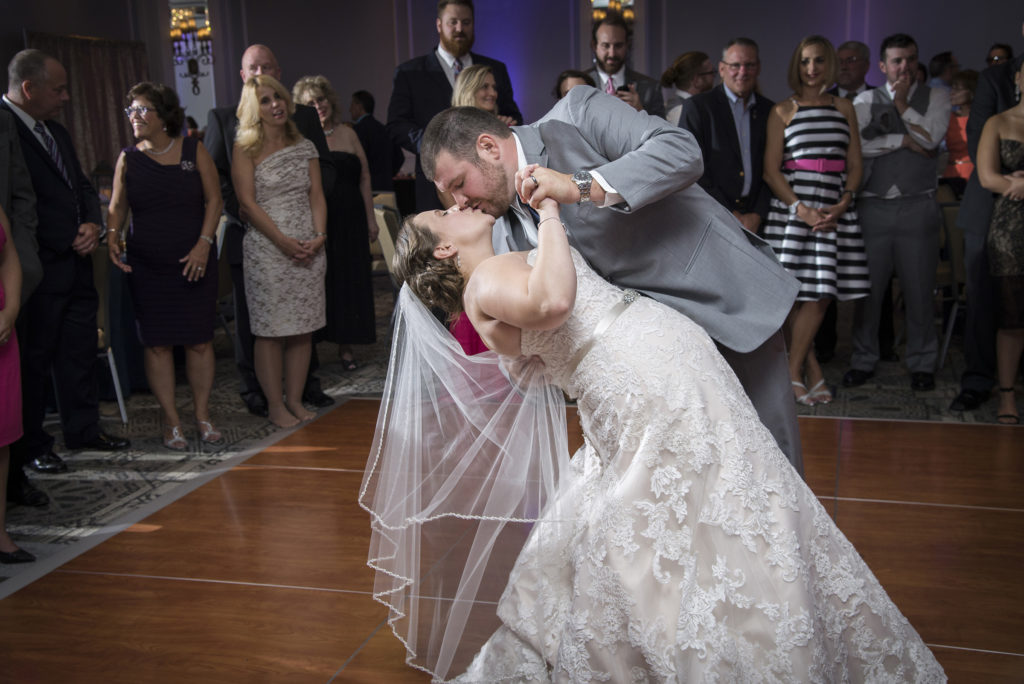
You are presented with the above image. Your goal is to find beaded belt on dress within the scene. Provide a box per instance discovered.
[565,289,639,376]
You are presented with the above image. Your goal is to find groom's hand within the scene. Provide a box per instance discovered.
[516,164,604,208]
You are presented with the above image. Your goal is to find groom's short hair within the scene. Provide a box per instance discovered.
[421,106,512,181]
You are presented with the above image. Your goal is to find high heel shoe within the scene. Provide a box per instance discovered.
[807,378,833,405]
[792,381,814,406]
[163,425,188,451]
[196,420,223,444]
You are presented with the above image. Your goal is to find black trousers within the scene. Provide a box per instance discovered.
[8,256,101,495]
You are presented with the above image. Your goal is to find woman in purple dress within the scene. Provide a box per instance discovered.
[108,83,224,450]
[0,204,34,564]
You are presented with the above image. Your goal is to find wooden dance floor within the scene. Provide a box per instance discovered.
[0,398,1021,682]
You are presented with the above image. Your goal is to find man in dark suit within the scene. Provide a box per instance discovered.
[205,44,335,417]
[583,11,665,118]
[0,110,40,304]
[829,41,873,100]
[0,107,47,507]
[950,27,1024,412]
[2,49,129,484]
[350,90,404,193]
[386,0,522,212]
[680,37,774,235]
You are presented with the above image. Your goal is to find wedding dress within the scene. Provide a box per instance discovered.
[361,248,945,683]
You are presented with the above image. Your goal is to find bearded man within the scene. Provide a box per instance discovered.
[386,0,522,211]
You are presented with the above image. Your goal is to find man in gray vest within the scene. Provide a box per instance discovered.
[843,33,951,392]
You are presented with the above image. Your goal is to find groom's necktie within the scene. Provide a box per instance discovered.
[34,121,71,188]
[504,201,540,251]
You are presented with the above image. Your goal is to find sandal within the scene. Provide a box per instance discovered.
[997,387,1020,425]
[792,381,814,406]
[196,420,224,444]
[807,378,833,405]
[163,425,188,451]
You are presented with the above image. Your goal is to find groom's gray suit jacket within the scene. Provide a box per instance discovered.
[510,86,798,355]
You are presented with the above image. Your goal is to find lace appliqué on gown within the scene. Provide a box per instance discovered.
[456,249,944,683]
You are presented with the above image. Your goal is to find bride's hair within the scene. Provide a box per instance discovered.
[393,214,465,320]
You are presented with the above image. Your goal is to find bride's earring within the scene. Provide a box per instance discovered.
[456,255,462,269]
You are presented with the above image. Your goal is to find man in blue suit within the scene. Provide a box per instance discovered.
[386,0,522,212]
[2,49,129,484]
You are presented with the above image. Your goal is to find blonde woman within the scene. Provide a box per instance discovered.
[452,64,517,126]
[231,75,327,428]
[762,35,868,406]
[292,75,377,369]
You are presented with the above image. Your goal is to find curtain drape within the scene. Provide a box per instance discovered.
[26,32,149,177]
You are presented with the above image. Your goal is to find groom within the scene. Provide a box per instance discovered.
[421,87,803,474]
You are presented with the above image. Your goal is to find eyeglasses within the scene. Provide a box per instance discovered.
[721,61,759,72]
[124,106,153,118]
[306,95,328,106]
[986,55,1008,64]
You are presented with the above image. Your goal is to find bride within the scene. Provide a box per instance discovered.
[359,167,944,682]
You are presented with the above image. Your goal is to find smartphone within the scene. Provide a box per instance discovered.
[616,84,631,92]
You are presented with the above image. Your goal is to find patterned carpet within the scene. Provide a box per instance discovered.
[2,276,1018,594]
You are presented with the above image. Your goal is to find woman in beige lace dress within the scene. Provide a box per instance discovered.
[231,75,327,428]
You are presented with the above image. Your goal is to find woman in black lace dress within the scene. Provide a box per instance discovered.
[977,58,1024,424]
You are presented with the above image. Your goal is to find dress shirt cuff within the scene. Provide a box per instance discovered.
[862,133,905,157]
[589,170,623,207]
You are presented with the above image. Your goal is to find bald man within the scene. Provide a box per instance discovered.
[205,44,336,416]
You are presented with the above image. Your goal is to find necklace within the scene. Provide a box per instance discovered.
[145,138,176,155]
[323,128,335,137]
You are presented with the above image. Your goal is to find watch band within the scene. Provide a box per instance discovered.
[572,170,592,205]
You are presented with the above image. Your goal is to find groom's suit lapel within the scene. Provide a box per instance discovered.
[513,125,548,168]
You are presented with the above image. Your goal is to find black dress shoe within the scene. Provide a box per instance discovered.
[68,431,130,451]
[27,451,68,474]
[910,372,935,391]
[7,479,49,507]
[842,369,874,388]
[243,392,269,418]
[0,548,36,564]
[302,388,335,408]
[949,389,989,411]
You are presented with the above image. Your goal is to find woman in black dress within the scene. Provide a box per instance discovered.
[292,75,377,370]
[108,83,223,449]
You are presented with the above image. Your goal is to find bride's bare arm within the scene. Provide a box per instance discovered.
[468,194,577,334]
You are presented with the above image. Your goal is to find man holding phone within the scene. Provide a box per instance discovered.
[584,11,665,118]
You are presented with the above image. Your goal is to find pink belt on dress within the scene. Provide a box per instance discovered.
[783,158,846,173]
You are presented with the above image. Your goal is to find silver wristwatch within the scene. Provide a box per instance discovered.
[572,169,593,205]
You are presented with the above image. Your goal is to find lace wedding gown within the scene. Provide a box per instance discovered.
[364,248,945,683]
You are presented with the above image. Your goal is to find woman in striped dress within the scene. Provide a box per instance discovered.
[763,35,869,405]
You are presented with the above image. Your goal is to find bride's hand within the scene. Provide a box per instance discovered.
[516,164,576,209]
